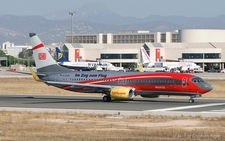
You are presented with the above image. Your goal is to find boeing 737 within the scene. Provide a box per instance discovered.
[140,46,201,71]
[30,33,213,103]
[55,47,123,71]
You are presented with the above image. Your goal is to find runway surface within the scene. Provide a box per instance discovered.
[0,69,31,78]
[0,94,224,117]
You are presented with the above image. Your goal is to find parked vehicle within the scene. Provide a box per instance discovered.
[193,68,204,73]
[221,69,225,73]
[207,68,220,73]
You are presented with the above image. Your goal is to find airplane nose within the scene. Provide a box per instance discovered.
[204,83,213,91]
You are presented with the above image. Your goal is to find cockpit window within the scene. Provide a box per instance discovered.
[191,77,204,83]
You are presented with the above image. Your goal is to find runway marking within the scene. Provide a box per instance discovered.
[144,103,225,112]
[211,109,225,112]
[200,109,225,114]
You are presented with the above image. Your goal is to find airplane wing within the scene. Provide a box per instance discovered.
[45,81,113,91]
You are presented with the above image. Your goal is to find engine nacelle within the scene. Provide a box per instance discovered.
[110,87,134,100]
[140,95,159,98]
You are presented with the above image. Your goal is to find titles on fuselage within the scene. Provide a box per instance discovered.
[88,62,108,67]
[72,73,107,78]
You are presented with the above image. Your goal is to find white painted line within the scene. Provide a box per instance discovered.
[200,111,225,114]
[144,103,225,112]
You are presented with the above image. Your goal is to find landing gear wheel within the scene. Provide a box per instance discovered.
[103,96,111,102]
[189,99,194,103]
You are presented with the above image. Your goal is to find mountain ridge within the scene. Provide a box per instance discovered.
[0,2,224,45]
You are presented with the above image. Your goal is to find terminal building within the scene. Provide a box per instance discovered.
[61,29,225,71]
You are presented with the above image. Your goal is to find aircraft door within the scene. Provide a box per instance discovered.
[117,78,127,85]
[182,77,188,88]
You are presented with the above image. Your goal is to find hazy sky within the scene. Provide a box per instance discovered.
[0,0,225,18]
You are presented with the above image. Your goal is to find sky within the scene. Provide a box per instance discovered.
[0,0,225,18]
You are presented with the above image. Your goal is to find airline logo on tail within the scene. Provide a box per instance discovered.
[38,53,46,60]
[140,46,151,64]
[55,47,70,62]
[57,52,63,60]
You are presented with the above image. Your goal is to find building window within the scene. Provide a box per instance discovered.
[103,35,107,44]
[182,53,203,59]
[121,54,138,59]
[204,53,221,59]
[161,34,166,42]
[101,54,120,59]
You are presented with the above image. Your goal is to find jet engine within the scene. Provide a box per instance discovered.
[140,95,159,98]
[110,87,134,100]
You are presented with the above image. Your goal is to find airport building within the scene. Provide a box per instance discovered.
[61,29,225,71]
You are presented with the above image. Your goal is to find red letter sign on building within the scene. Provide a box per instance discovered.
[155,48,160,62]
[75,49,80,62]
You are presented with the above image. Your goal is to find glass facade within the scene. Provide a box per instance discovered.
[66,31,179,44]
[66,35,97,44]
[101,54,138,59]
[182,53,221,59]
[61,45,69,60]
[122,54,137,59]
[112,34,155,44]
[204,53,221,59]
[161,34,166,42]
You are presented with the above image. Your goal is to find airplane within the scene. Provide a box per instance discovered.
[140,46,201,72]
[29,33,213,103]
[55,47,123,71]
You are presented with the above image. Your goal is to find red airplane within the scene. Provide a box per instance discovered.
[29,33,213,103]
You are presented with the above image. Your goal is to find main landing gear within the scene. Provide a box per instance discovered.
[189,99,194,103]
[103,95,111,102]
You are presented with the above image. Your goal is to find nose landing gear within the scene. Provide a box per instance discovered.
[189,94,201,103]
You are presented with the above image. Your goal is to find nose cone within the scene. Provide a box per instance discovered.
[203,82,213,92]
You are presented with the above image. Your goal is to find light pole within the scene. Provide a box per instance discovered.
[69,12,75,43]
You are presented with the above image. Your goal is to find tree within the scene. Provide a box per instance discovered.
[0,50,6,57]
[18,49,35,66]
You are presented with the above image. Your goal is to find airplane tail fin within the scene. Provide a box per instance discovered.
[55,47,70,62]
[140,46,151,64]
[28,67,41,82]
[29,33,72,74]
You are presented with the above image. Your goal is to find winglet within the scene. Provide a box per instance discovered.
[28,67,41,82]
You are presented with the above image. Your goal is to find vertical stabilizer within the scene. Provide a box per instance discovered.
[140,46,155,67]
[30,33,56,70]
[55,47,70,62]
[140,46,151,64]
[29,33,72,74]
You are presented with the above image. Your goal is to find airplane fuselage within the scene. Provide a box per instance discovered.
[58,61,117,71]
[42,71,212,96]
